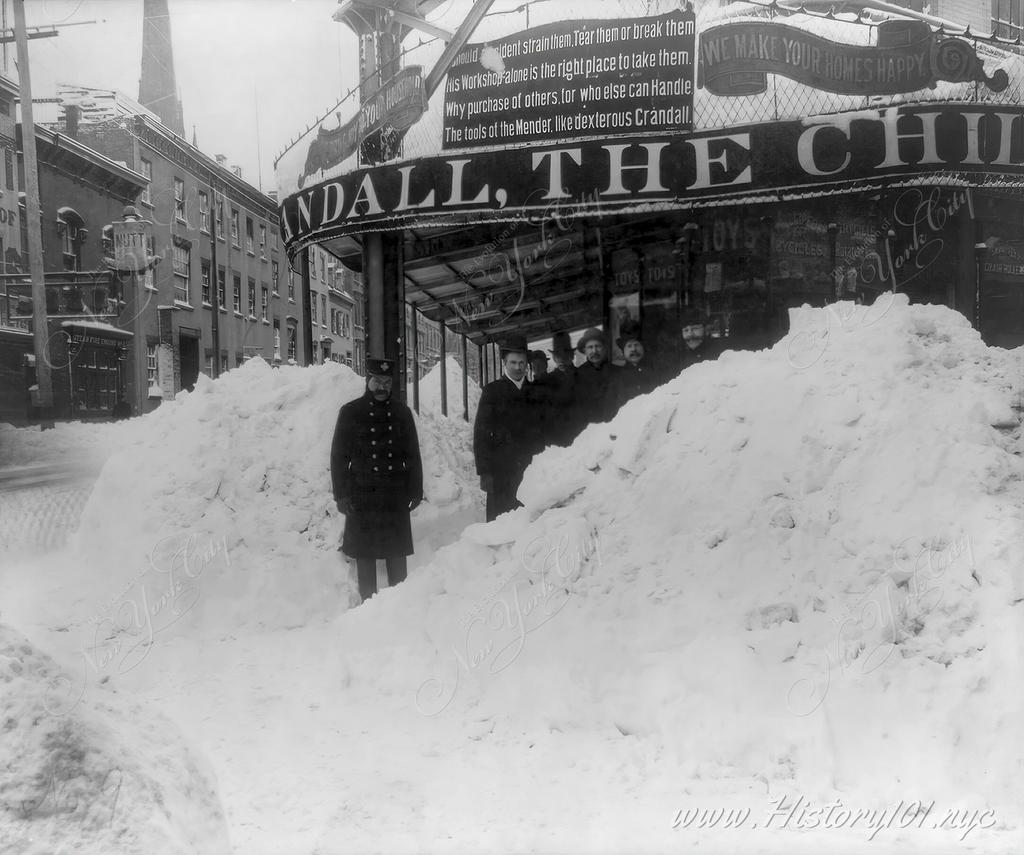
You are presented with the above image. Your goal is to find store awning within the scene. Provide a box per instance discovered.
[61,320,134,341]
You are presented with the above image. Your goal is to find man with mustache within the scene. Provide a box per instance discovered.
[331,357,424,603]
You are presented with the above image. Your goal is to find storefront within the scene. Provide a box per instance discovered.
[59,321,131,419]
[276,1,1024,378]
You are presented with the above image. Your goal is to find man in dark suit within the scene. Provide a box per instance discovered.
[608,320,661,413]
[679,314,724,371]
[530,331,577,448]
[473,334,540,521]
[572,327,619,433]
[331,357,424,603]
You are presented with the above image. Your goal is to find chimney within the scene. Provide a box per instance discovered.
[231,165,242,179]
[215,154,227,166]
[139,0,185,137]
[65,105,80,139]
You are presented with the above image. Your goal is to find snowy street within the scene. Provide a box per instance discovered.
[2,299,1022,854]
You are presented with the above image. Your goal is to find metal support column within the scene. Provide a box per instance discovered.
[439,321,447,417]
[461,333,469,422]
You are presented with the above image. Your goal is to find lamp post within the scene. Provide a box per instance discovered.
[974,241,988,336]
[674,221,699,315]
[827,222,839,301]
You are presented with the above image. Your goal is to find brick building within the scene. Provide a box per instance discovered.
[68,105,306,412]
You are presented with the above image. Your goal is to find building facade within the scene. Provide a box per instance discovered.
[277,0,1024,394]
[72,107,306,414]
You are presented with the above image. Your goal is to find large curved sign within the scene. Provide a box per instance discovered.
[280,103,1024,256]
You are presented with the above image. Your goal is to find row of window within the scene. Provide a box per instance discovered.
[173,244,288,307]
[141,157,275,257]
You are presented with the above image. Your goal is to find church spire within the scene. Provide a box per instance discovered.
[138,0,185,136]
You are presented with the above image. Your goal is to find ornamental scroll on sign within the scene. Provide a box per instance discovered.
[300,66,427,188]
[698,19,1008,97]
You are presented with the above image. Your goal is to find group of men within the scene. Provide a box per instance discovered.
[330,318,721,601]
[473,317,720,520]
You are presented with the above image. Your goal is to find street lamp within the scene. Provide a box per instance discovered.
[974,241,988,335]
[674,221,700,313]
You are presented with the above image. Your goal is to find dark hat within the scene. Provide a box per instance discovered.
[575,327,607,353]
[616,320,643,351]
[365,356,394,376]
[549,331,573,356]
[498,334,529,356]
[529,350,547,361]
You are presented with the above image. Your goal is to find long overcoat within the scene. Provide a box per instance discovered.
[607,359,662,414]
[572,360,620,432]
[330,390,423,558]
[528,367,577,447]
[473,375,541,491]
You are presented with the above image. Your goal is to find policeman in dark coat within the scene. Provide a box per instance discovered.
[572,327,619,433]
[530,331,576,447]
[473,334,540,521]
[608,320,661,414]
[330,357,424,603]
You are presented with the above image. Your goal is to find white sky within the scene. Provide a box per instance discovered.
[13,0,360,193]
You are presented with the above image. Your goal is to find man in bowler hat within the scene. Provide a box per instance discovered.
[331,357,424,603]
[473,334,540,521]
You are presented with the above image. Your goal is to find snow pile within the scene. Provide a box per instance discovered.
[410,355,481,422]
[0,421,123,470]
[323,295,1023,852]
[0,623,230,855]
[56,359,480,638]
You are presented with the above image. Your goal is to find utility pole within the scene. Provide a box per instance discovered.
[209,181,221,377]
[14,0,53,428]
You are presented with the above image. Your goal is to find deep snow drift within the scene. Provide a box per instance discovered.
[2,295,1022,853]
[0,623,230,855]
[329,294,1023,852]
